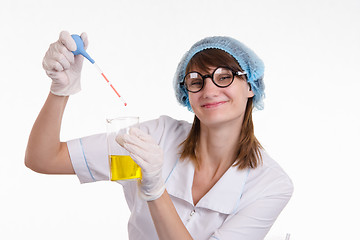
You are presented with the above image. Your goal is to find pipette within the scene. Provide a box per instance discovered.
[71,34,127,106]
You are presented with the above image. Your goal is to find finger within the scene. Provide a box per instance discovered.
[44,41,72,70]
[128,152,147,169]
[54,52,71,70]
[117,133,155,154]
[54,35,75,65]
[45,70,60,80]
[122,134,148,150]
[43,43,61,71]
[129,128,154,143]
[122,134,158,153]
[60,44,75,64]
[48,72,69,86]
[124,143,150,167]
[124,142,144,156]
[80,32,89,50]
[59,30,77,52]
[124,141,160,164]
[115,133,126,147]
[43,58,64,72]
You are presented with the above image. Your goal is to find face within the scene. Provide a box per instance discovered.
[188,66,254,128]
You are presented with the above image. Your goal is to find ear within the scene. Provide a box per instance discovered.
[247,84,254,98]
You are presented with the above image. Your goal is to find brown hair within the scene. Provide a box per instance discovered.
[179,48,263,169]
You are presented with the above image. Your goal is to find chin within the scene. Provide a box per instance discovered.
[195,107,245,128]
[197,112,233,127]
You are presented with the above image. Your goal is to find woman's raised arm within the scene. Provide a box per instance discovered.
[25,93,74,174]
[25,31,88,174]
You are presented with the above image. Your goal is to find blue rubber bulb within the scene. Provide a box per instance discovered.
[71,34,95,64]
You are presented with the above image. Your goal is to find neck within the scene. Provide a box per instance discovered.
[196,117,243,172]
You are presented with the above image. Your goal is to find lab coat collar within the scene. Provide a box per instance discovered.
[165,159,250,214]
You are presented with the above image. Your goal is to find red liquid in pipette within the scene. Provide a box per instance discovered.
[100,72,127,106]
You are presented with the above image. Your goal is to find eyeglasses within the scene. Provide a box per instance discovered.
[181,66,247,93]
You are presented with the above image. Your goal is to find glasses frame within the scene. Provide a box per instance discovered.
[180,66,247,93]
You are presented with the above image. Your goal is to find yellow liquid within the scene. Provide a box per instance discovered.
[110,155,142,181]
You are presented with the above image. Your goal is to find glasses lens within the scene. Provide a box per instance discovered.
[185,72,203,92]
[214,68,234,87]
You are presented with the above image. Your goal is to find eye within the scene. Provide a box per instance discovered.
[189,78,202,86]
[218,74,232,81]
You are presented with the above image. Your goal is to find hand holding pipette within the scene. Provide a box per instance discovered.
[43,31,127,106]
[71,34,127,106]
[43,31,86,96]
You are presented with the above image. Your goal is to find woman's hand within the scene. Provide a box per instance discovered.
[116,128,165,201]
[42,31,88,96]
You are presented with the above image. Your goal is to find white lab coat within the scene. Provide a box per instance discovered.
[67,115,293,240]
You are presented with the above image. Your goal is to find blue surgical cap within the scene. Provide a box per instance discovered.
[173,36,265,111]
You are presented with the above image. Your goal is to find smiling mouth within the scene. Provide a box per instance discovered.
[201,101,227,108]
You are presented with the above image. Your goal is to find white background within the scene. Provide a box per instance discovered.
[1,0,359,239]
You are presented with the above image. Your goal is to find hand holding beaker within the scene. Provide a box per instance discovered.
[116,127,165,201]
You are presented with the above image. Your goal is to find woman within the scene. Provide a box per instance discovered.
[25,31,293,239]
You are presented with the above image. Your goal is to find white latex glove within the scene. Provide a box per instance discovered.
[42,31,88,96]
[116,127,165,201]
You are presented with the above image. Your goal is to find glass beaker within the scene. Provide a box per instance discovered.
[106,116,142,181]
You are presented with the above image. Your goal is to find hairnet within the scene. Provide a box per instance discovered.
[173,36,265,111]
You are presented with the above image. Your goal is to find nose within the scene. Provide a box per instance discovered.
[201,77,219,97]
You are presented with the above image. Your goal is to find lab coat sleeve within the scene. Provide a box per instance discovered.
[210,176,294,240]
[67,133,110,183]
